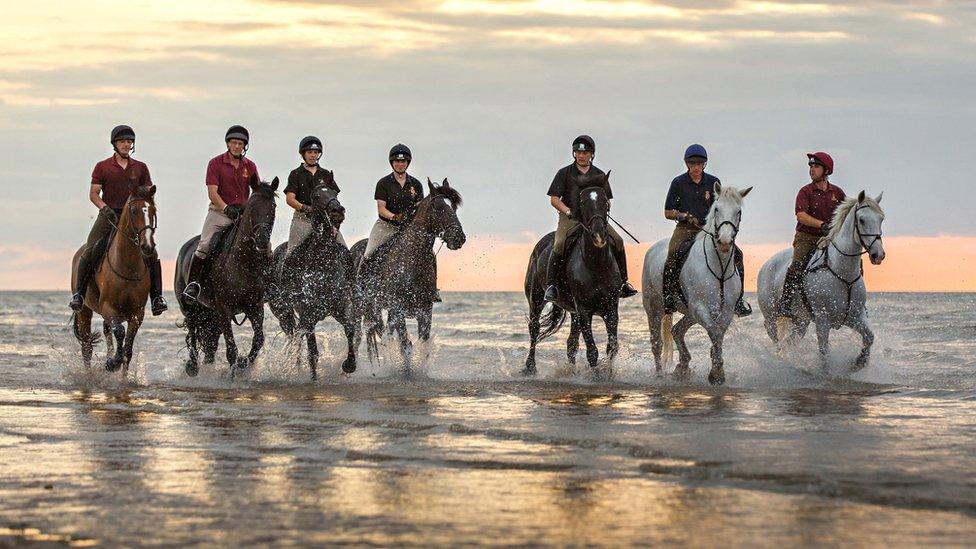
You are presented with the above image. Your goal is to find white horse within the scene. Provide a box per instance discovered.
[642,183,752,385]
[757,191,885,371]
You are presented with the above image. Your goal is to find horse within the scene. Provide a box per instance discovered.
[642,183,752,385]
[757,191,885,371]
[268,184,358,379]
[523,182,621,377]
[71,185,158,375]
[351,179,465,373]
[175,176,279,377]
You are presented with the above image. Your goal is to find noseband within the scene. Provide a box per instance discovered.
[701,208,742,309]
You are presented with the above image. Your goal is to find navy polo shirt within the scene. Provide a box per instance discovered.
[664,172,720,226]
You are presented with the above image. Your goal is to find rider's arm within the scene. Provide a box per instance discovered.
[663,179,687,221]
[376,200,397,221]
[664,209,690,221]
[796,211,826,230]
[285,192,306,212]
[89,184,107,209]
[550,196,571,216]
[207,184,228,213]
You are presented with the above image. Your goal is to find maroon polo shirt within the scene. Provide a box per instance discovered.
[91,156,153,210]
[205,152,259,206]
[795,181,846,235]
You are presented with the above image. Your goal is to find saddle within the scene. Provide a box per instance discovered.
[183,224,239,309]
[663,233,699,307]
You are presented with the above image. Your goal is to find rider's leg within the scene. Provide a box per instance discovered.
[146,253,167,315]
[363,219,398,260]
[607,226,637,298]
[544,212,576,302]
[733,246,751,317]
[776,231,820,317]
[70,212,113,310]
[184,207,231,301]
[661,224,699,313]
[285,210,314,262]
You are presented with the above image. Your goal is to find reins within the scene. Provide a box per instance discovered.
[103,196,156,282]
[700,212,741,309]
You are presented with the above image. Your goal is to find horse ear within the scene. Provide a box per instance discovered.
[428,179,437,195]
[858,190,866,203]
[714,181,722,195]
[271,176,280,191]
[147,185,157,197]
[605,169,611,180]
[874,191,883,204]
[442,178,450,187]
[740,186,753,198]
[249,172,260,191]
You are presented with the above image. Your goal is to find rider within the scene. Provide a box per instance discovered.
[661,144,751,316]
[283,135,344,258]
[775,152,846,318]
[69,125,167,316]
[183,125,260,301]
[544,135,637,302]
[362,144,442,302]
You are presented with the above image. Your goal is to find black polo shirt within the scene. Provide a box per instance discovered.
[375,172,423,224]
[284,165,340,205]
[546,163,612,218]
[664,172,720,226]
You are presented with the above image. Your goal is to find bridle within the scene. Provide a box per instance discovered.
[576,188,609,240]
[235,196,274,250]
[830,204,883,258]
[701,208,742,309]
[103,195,157,281]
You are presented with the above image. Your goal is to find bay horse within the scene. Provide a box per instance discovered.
[175,176,278,377]
[71,185,158,375]
[523,181,621,377]
[642,183,752,385]
[758,191,885,371]
[351,179,465,373]
[269,184,358,379]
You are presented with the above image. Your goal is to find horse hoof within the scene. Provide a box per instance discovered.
[708,370,726,386]
[105,358,121,372]
[184,360,199,377]
[851,358,868,372]
[521,365,537,377]
[235,357,250,370]
[342,357,356,374]
[673,365,691,379]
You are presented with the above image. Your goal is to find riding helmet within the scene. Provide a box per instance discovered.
[684,144,708,162]
[389,143,412,162]
[572,135,595,154]
[807,151,834,175]
[225,125,250,144]
[110,125,135,144]
[299,135,323,153]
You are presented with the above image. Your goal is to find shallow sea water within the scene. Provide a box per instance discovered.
[1,291,974,546]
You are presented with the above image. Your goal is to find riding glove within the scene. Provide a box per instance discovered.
[100,205,118,223]
[223,204,244,219]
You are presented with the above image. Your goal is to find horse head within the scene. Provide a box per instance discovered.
[831,190,885,265]
[577,175,611,249]
[243,174,278,254]
[126,184,157,257]
[706,182,752,254]
[419,178,466,250]
[310,183,345,230]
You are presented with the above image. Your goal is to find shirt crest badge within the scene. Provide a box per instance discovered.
[409,186,417,197]
[242,168,249,178]
[704,190,711,201]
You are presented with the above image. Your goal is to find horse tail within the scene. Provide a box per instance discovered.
[537,304,566,342]
[661,314,674,367]
[775,316,792,343]
[70,311,102,346]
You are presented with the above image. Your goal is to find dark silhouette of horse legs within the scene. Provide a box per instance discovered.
[72,308,96,368]
[219,305,266,377]
[566,314,581,364]
[104,318,126,372]
[387,309,413,374]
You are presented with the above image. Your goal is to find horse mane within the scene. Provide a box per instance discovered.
[250,182,278,200]
[822,194,885,244]
[429,184,463,209]
[129,185,155,201]
[703,184,744,229]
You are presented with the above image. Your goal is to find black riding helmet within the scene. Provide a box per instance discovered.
[299,135,323,153]
[225,125,249,144]
[572,135,595,154]
[110,125,136,155]
[389,143,412,163]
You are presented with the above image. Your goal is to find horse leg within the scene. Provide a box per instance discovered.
[706,327,726,386]
[647,308,663,374]
[391,309,412,374]
[105,319,125,372]
[306,328,319,381]
[121,316,142,379]
[417,304,432,341]
[605,307,619,362]
[850,313,874,372]
[221,316,240,377]
[103,319,114,358]
[566,314,581,365]
[335,310,357,374]
[246,305,265,368]
[578,312,599,370]
[523,298,543,376]
[814,317,831,372]
[671,315,697,379]
[184,310,200,377]
[75,308,94,368]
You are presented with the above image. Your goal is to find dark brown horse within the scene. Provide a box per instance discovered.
[269,184,358,379]
[523,182,621,377]
[351,179,465,373]
[71,185,158,375]
[175,176,278,377]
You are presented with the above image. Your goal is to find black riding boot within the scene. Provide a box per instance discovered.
[661,253,682,314]
[612,245,637,298]
[147,257,168,315]
[69,254,94,311]
[733,248,751,317]
[544,249,563,302]
[183,255,207,302]
[776,270,803,318]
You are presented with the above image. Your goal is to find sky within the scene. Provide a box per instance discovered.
[1,0,974,291]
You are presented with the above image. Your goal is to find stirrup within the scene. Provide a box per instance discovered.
[69,292,84,311]
[183,281,201,301]
[620,282,638,298]
[734,299,752,317]
[151,296,168,316]
[544,285,558,302]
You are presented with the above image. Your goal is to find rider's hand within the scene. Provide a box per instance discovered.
[300,204,313,215]
[100,205,118,223]
[391,213,405,224]
[820,220,831,233]
[223,204,243,219]
[564,210,573,220]
[685,214,700,228]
